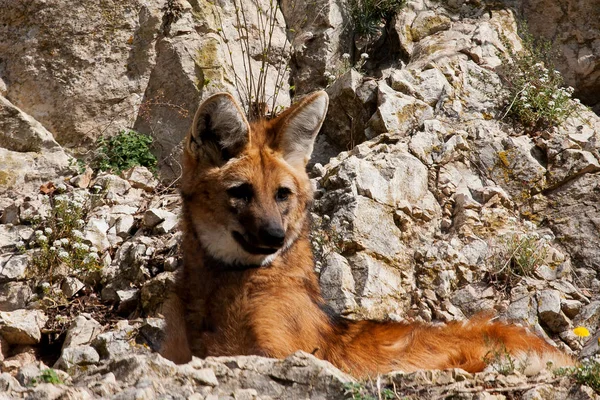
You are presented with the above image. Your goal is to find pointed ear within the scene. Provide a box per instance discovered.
[276,91,329,168]
[186,93,250,165]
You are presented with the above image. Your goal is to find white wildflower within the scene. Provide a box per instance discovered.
[342,53,350,60]
[574,98,581,103]
[360,53,369,59]
[53,240,63,248]
[543,234,553,241]
[37,235,48,244]
[72,229,84,239]
[49,246,57,252]
[323,71,332,78]
[523,103,531,108]
[16,241,25,248]
[75,220,85,228]
[44,228,53,235]
[548,101,555,107]
[56,183,67,193]
[81,244,90,252]
[34,230,43,237]
[88,253,99,261]
[60,238,70,246]
[58,251,69,260]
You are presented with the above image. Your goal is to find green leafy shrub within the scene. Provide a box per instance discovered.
[498,23,578,129]
[347,0,406,36]
[95,129,157,173]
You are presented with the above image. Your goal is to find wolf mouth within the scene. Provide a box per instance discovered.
[232,231,279,255]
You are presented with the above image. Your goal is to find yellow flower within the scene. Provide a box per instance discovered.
[573,326,590,338]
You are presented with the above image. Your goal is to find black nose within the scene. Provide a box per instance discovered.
[258,224,285,247]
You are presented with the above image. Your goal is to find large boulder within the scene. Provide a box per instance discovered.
[0,95,71,194]
[0,0,164,147]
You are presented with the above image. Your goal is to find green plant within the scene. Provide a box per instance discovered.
[32,368,63,385]
[95,129,157,173]
[486,232,548,293]
[557,359,600,393]
[343,382,397,400]
[483,344,517,376]
[30,195,102,284]
[347,0,406,36]
[498,22,578,129]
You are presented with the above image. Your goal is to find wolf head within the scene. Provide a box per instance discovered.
[181,92,329,267]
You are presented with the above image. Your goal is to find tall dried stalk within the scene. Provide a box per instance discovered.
[217,0,289,121]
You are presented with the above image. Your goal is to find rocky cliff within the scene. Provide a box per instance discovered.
[1,0,600,398]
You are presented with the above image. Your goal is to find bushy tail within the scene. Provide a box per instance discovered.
[328,315,573,377]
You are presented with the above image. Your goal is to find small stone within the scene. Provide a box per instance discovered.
[561,299,583,319]
[0,254,28,281]
[0,310,47,345]
[16,362,44,386]
[537,289,570,333]
[121,166,158,192]
[93,174,131,196]
[61,277,85,298]
[178,365,219,386]
[138,318,165,352]
[115,214,135,238]
[62,315,102,350]
[19,199,49,224]
[55,345,100,370]
[117,289,139,315]
[83,217,110,252]
[1,347,36,373]
[0,202,19,225]
[0,281,32,311]
[155,215,178,234]
[69,167,93,188]
[92,322,137,359]
[0,372,22,392]
[143,209,177,229]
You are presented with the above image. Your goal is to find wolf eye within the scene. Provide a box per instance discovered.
[227,183,253,202]
[275,187,292,202]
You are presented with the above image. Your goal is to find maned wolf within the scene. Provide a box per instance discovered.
[160,91,572,377]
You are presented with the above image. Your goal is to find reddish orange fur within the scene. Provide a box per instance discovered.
[161,92,572,377]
